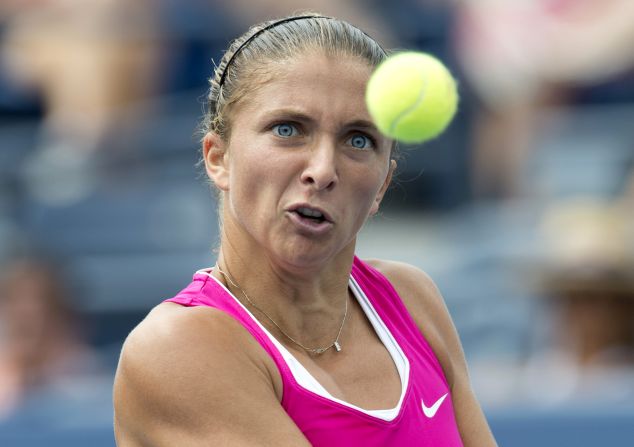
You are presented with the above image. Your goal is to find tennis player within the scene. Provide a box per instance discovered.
[113,13,497,446]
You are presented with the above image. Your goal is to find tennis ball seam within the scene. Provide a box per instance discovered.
[366,51,458,144]
[388,70,428,137]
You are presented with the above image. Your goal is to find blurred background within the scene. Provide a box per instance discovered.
[0,0,633,445]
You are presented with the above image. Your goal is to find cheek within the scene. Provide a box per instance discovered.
[361,161,389,197]
[229,141,262,185]
[228,144,290,208]
[347,167,386,217]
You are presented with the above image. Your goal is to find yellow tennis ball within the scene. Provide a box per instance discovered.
[366,52,459,144]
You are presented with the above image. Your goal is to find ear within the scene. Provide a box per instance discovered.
[370,159,396,216]
[203,132,229,191]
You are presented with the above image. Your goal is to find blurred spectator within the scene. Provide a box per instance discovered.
[452,0,634,199]
[0,257,102,421]
[539,198,634,366]
[0,0,166,205]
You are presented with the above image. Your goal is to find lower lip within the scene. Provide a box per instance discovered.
[287,211,333,236]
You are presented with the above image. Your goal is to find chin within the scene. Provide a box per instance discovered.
[273,244,327,271]
[276,238,352,274]
[280,251,329,273]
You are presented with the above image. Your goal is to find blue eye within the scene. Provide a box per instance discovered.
[272,123,299,138]
[348,134,373,150]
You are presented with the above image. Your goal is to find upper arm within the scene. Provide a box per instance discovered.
[367,259,498,447]
[113,304,310,447]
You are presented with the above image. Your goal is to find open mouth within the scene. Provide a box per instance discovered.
[293,206,327,224]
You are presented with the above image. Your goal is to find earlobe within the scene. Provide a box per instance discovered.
[203,132,229,191]
[370,159,396,216]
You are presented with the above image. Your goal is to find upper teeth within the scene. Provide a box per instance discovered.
[297,207,323,218]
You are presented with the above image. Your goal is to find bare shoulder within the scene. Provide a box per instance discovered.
[365,258,443,312]
[365,258,497,446]
[113,302,309,446]
[116,302,263,375]
[364,258,452,357]
[118,302,252,366]
[115,302,268,395]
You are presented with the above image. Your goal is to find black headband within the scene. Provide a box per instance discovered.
[215,14,387,94]
[217,15,332,91]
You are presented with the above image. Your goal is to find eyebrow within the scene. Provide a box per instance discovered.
[263,108,380,132]
[264,109,315,124]
[344,120,380,132]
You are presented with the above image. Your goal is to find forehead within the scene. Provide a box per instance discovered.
[233,52,375,123]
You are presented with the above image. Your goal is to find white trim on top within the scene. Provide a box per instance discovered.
[197,268,410,422]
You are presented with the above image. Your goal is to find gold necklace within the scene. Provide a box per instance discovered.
[215,264,348,355]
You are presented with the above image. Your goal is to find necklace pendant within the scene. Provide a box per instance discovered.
[334,341,342,352]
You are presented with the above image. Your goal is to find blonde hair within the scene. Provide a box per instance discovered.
[200,13,388,141]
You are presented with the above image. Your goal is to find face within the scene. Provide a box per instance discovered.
[204,51,395,271]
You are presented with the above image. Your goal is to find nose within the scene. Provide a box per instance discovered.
[300,139,338,191]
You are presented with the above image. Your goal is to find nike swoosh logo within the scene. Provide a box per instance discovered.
[421,393,448,418]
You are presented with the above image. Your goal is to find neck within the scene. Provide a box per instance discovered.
[217,239,353,309]
[217,210,355,307]
[214,223,355,349]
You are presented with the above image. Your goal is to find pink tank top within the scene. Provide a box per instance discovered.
[164,256,464,446]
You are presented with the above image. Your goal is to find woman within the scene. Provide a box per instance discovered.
[114,13,497,446]
[0,258,102,420]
